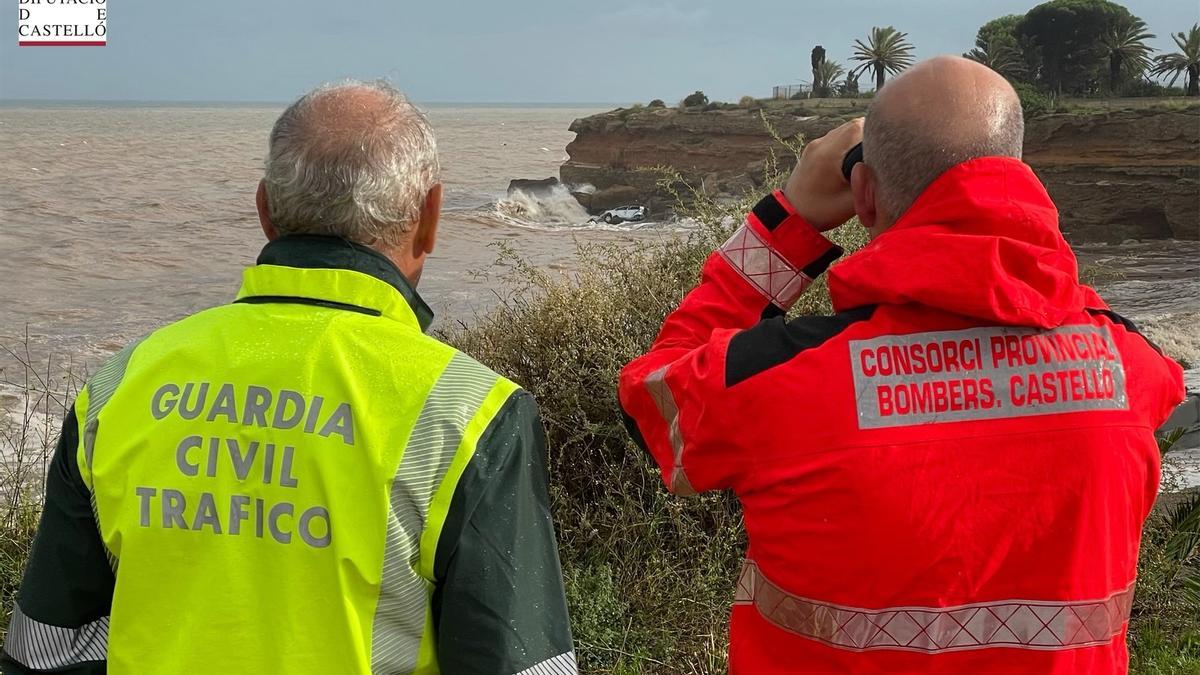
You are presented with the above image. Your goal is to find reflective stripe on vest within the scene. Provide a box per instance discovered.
[78,339,143,575]
[4,603,108,670]
[643,366,695,496]
[370,352,517,672]
[718,224,814,309]
[735,560,1134,653]
[81,339,143,482]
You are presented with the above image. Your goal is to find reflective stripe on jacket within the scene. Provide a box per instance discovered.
[619,158,1186,674]
[3,236,576,675]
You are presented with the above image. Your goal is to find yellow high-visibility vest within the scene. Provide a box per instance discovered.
[73,260,517,674]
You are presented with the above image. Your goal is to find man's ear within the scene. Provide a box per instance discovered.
[256,181,280,241]
[414,183,442,256]
[851,163,876,232]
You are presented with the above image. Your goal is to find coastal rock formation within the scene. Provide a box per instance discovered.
[1023,109,1199,241]
[559,101,1199,242]
[507,177,561,196]
[560,101,864,215]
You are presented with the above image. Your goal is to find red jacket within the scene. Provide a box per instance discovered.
[618,158,1185,674]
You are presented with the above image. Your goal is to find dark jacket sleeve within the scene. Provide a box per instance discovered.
[2,406,113,675]
[430,391,576,675]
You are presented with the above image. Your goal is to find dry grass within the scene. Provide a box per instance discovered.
[0,336,81,640]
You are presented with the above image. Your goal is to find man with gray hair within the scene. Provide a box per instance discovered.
[4,80,578,675]
[619,56,1183,673]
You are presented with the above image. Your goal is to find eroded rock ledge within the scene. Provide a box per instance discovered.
[559,100,1199,242]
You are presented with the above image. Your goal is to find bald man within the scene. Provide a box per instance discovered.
[619,56,1184,674]
[3,81,577,675]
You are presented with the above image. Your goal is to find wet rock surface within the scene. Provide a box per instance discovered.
[507,176,562,196]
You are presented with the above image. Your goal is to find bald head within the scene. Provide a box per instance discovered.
[263,80,440,248]
[862,56,1023,228]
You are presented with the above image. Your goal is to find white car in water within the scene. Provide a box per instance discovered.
[591,205,647,225]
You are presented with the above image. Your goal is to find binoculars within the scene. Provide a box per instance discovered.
[842,142,864,182]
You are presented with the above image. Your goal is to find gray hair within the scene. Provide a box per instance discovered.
[863,95,1024,221]
[264,79,440,246]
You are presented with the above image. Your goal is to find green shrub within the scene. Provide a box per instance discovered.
[1014,81,1055,119]
[617,104,645,120]
[446,234,744,671]
[681,90,708,108]
[1128,431,1200,673]
[647,99,666,108]
[1121,80,1188,98]
[0,504,39,640]
[738,95,758,108]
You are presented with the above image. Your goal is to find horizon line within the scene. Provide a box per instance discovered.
[0,97,625,107]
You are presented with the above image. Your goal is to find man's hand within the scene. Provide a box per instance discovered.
[783,118,864,231]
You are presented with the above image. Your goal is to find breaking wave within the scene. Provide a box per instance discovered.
[1140,311,1200,390]
[483,184,687,233]
[496,184,591,226]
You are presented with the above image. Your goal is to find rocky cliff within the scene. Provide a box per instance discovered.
[559,100,1199,242]
[1023,108,1199,241]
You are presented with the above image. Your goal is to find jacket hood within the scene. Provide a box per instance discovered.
[828,157,1100,328]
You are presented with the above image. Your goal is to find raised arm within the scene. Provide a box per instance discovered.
[617,119,864,496]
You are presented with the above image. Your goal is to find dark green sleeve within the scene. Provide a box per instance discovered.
[431,391,577,675]
[2,406,112,675]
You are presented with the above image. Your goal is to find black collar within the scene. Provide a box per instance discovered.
[255,235,435,331]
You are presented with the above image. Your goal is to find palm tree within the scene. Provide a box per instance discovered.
[841,71,861,97]
[1152,23,1200,96]
[851,26,915,91]
[1101,16,1155,93]
[810,45,827,97]
[964,38,1027,80]
[812,60,846,98]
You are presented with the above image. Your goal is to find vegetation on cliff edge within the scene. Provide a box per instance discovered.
[657,1,1196,105]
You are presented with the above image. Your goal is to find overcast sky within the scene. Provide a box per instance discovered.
[0,0,1195,104]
